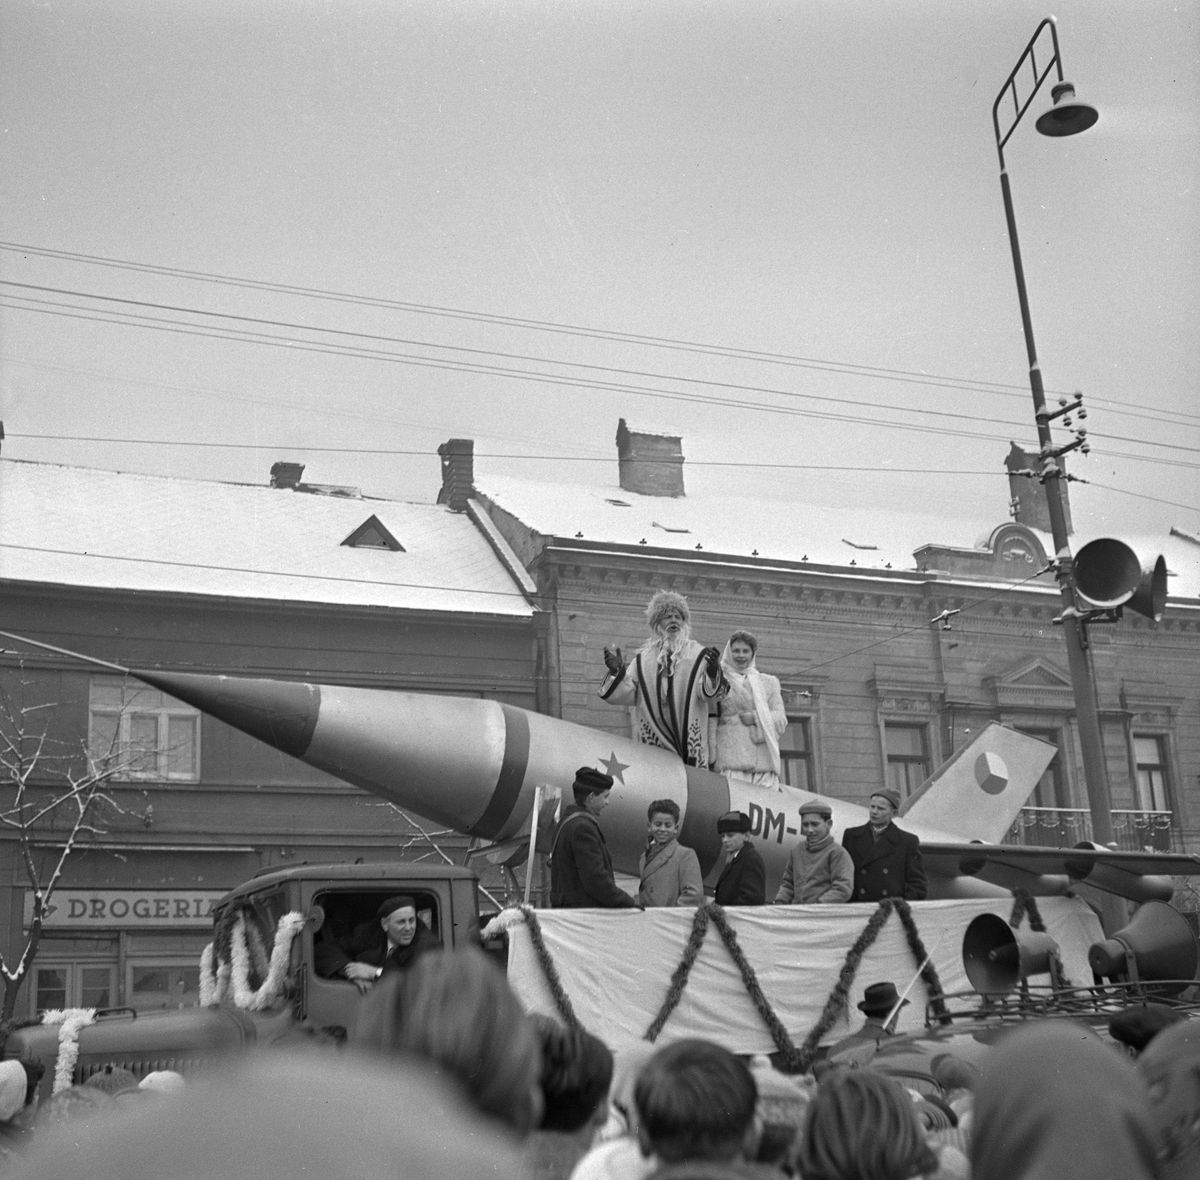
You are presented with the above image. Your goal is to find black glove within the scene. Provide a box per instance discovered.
[603,646,624,674]
[703,646,722,675]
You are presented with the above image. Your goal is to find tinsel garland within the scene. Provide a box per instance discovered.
[643,903,711,1043]
[682,904,805,1071]
[794,899,949,1073]
[517,900,949,1073]
[519,905,581,1030]
[198,910,305,1011]
[41,1007,97,1094]
[1008,887,1073,988]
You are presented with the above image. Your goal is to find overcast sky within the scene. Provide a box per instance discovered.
[1,0,1196,544]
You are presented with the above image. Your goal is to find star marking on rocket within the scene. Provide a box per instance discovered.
[601,751,630,784]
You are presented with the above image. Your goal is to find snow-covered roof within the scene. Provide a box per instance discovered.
[0,460,534,617]
[476,475,1200,601]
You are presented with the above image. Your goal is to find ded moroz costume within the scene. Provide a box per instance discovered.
[600,590,727,767]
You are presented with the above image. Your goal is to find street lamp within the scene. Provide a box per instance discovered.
[991,19,1113,844]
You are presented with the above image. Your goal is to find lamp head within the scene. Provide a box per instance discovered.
[1035,81,1099,137]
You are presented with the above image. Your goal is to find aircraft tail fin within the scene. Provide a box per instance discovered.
[900,723,1055,843]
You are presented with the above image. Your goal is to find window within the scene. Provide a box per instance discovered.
[32,964,116,1014]
[1017,727,1068,809]
[88,675,200,781]
[1133,734,1171,812]
[128,963,201,1010]
[884,723,929,798]
[780,718,813,792]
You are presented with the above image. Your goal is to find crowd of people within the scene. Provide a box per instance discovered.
[2,952,1195,1179]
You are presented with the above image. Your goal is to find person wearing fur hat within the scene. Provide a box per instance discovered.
[600,590,727,768]
[550,767,638,909]
[713,811,766,906]
[840,790,927,903]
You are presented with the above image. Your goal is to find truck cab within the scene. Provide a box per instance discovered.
[3,861,484,1099]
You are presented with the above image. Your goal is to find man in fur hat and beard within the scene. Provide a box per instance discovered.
[600,590,727,768]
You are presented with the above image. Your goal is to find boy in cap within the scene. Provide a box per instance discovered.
[774,800,854,904]
[713,811,766,906]
[550,767,638,909]
[841,789,927,903]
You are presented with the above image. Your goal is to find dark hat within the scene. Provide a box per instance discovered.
[717,810,752,834]
[1108,1003,1187,1053]
[870,789,901,811]
[858,981,909,1016]
[573,766,614,794]
[798,800,833,819]
[376,895,417,921]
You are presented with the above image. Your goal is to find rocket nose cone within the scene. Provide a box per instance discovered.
[132,670,319,758]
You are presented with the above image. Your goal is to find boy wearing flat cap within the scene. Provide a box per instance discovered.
[713,811,766,906]
[774,801,854,904]
[841,789,927,903]
[550,767,638,909]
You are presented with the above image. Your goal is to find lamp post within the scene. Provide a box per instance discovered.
[991,19,1113,844]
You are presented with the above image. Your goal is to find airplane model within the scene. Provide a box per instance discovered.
[4,629,1193,904]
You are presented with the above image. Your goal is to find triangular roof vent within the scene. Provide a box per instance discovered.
[341,515,405,551]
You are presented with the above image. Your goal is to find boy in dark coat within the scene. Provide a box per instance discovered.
[841,790,927,902]
[550,767,638,909]
[713,810,766,906]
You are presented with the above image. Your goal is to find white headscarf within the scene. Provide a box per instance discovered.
[721,637,781,777]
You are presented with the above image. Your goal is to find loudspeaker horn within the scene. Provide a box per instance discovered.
[1087,900,1199,993]
[963,912,1061,997]
[1074,538,1168,622]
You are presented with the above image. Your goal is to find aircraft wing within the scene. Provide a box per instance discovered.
[924,841,1200,903]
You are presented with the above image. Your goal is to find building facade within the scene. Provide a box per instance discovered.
[442,422,1199,868]
[0,456,541,1019]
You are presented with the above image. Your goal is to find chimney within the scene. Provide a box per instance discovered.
[270,461,305,490]
[437,438,475,511]
[616,419,685,497]
[1005,442,1072,534]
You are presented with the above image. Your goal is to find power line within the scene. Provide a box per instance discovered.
[0,280,1058,435]
[3,240,1198,428]
[6,279,1199,457]
[10,431,1197,512]
[5,295,1198,472]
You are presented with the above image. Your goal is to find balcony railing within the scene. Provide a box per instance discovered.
[1006,806,1176,852]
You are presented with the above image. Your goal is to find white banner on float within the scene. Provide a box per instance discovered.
[505,897,1104,1055]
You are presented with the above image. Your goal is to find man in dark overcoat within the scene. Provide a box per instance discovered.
[841,789,927,902]
[713,810,766,906]
[550,767,639,909]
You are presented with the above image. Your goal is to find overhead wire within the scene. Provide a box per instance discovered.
[4,239,1199,430]
[4,279,1198,459]
[3,292,1198,472]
